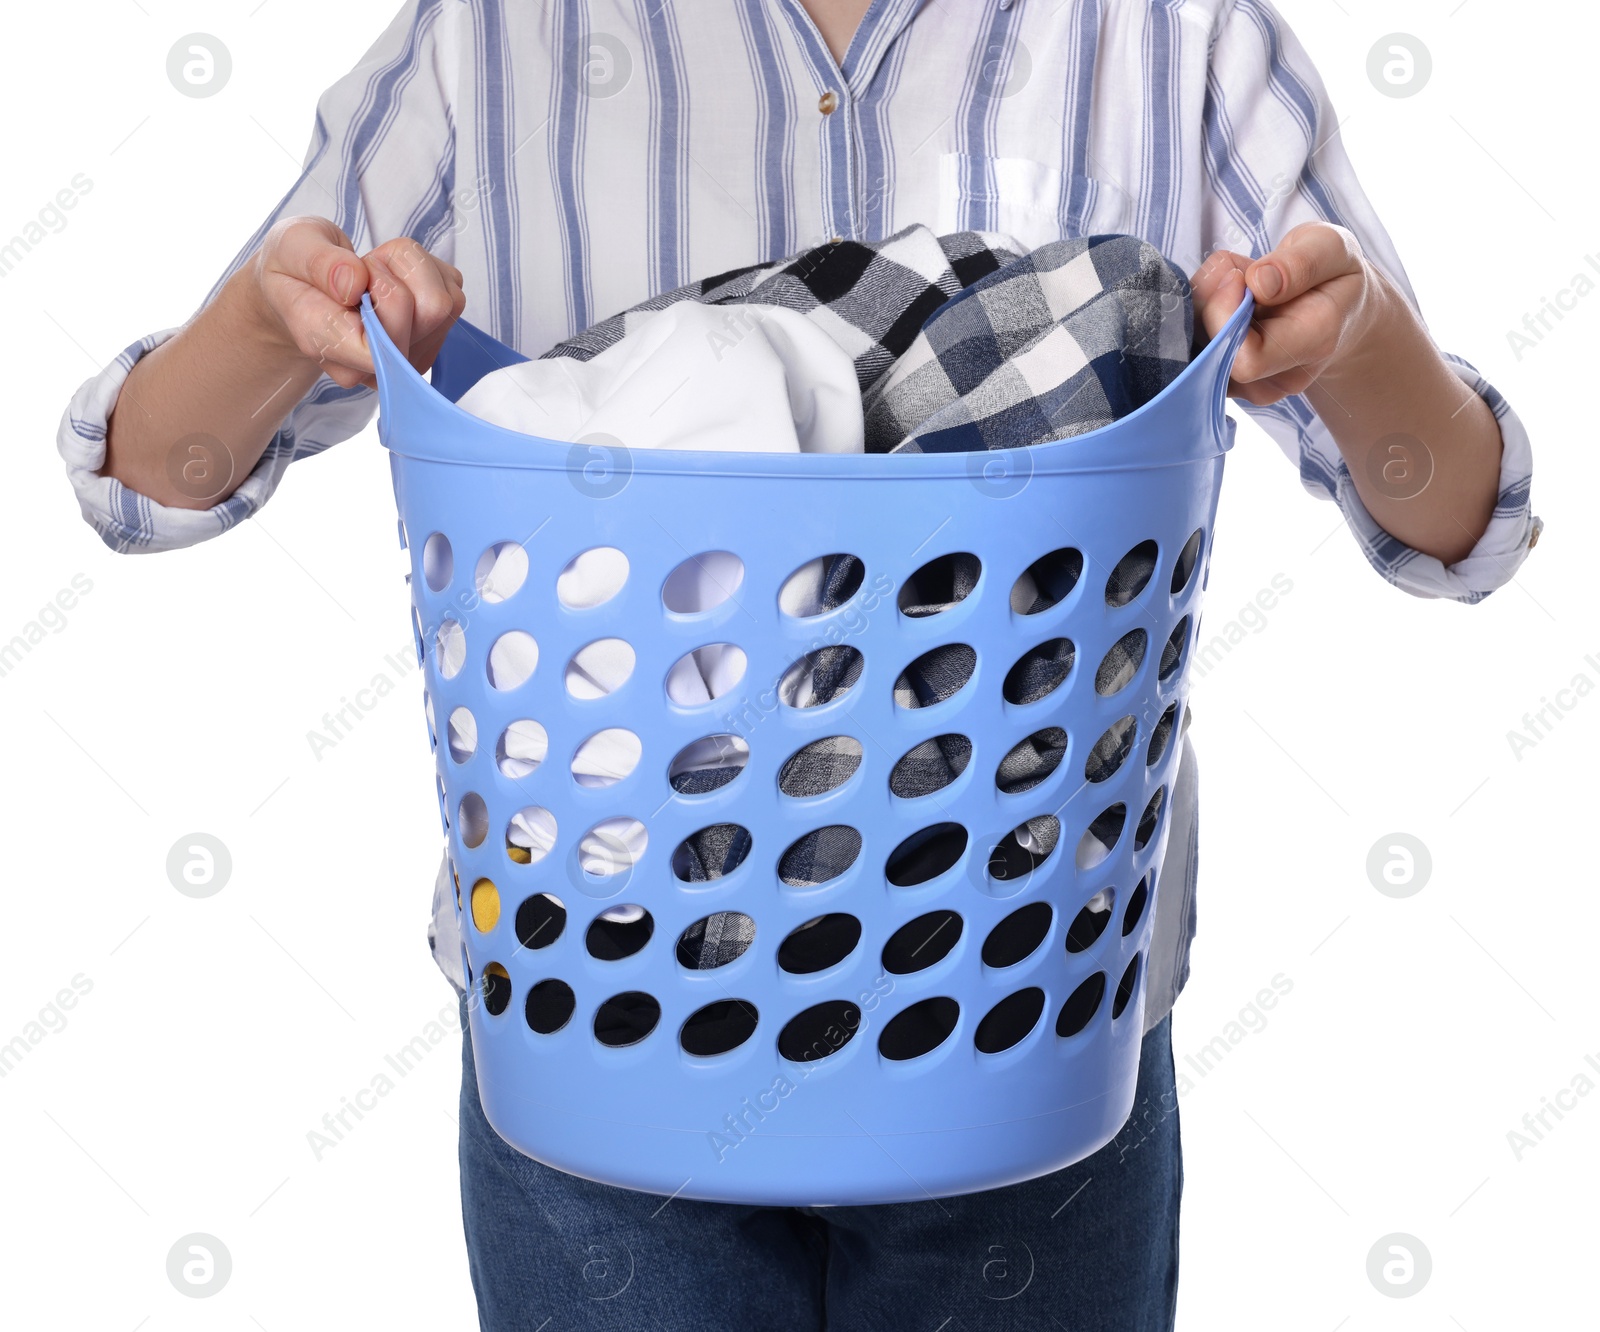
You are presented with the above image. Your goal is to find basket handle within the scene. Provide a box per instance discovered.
[1203,290,1256,448]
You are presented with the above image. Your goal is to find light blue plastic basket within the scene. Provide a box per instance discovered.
[364,289,1253,1206]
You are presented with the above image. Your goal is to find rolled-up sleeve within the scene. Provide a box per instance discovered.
[58,0,461,554]
[1200,0,1541,603]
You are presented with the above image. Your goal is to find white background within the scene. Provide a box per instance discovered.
[1,1,1593,1327]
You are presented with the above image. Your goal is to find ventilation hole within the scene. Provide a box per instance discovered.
[1113,955,1142,1019]
[484,632,537,693]
[666,644,748,705]
[987,815,1060,882]
[458,793,488,850]
[882,910,964,974]
[435,618,466,679]
[975,987,1046,1055]
[996,727,1067,794]
[506,806,557,866]
[899,552,981,618]
[1123,877,1150,937]
[447,707,477,763]
[474,541,529,604]
[1003,638,1075,705]
[894,644,976,709]
[571,728,642,788]
[525,979,576,1035]
[470,877,501,933]
[671,824,753,883]
[452,865,462,913]
[1147,704,1177,767]
[1106,540,1158,608]
[680,1000,759,1057]
[515,893,567,950]
[1171,529,1204,594]
[1012,547,1083,614]
[662,551,744,615]
[436,774,449,833]
[669,734,751,794]
[565,638,634,699]
[1136,788,1166,850]
[776,914,862,974]
[1160,617,1189,681]
[1085,716,1138,784]
[579,818,647,878]
[422,532,452,592]
[1065,889,1114,953]
[982,901,1054,968]
[481,962,511,1016]
[1056,973,1106,1038]
[558,546,629,609]
[424,691,437,750]
[778,1000,861,1062]
[878,997,960,1062]
[780,554,865,617]
[585,905,654,961]
[1095,629,1147,696]
[497,719,549,779]
[676,912,757,969]
[778,826,863,887]
[889,734,971,798]
[886,823,968,887]
[778,736,863,797]
[1077,805,1126,870]
[778,645,863,708]
[411,604,426,668]
[594,991,661,1047]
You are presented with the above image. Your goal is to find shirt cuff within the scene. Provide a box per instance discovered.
[1321,358,1540,604]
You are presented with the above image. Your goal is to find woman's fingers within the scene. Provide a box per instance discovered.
[365,238,467,374]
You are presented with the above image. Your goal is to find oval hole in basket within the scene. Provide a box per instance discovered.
[469,876,500,933]
[1056,972,1106,1038]
[571,728,642,788]
[680,1000,759,1057]
[525,979,575,1035]
[1123,876,1150,937]
[668,734,750,794]
[778,826,862,888]
[778,645,863,708]
[505,806,557,866]
[515,893,567,950]
[878,997,960,1062]
[1012,547,1083,614]
[676,912,756,969]
[987,815,1060,883]
[779,1000,861,1062]
[975,987,1046,1055]
[778,736,862,798]
[1085,716,1138,784]
[1003,638,1075,705]
[1077,805,1127,870]
[667,643,747,705]
[435,618,466,679]
[1160,617,1189,681]
[1113,955,1142,1020]
[777,914,862,974]
[1147,704,1178,768]
[447,707,477,763]
[565,638,633,699]
[982,901,1054,968]
[889,734,971,798]
[995,727,1067,795]
[779,554,865,617]
[1065,889,1114,954]
[886,823,968,887]
[422,532,452,592]
[894,644,976,709]
[1095,629,1147,696]
[1105,540,1158,608]
[671,824,753,883]
[594,991,661,1047]
[474,541,528,604]
[487,630,539,691]
[579,818,647,878]
[458,793,489,850]
[557,546,629,609]
[881,910,963,974]
[481,962,511,1016]
[662,551,744,615]
[1171,529,1204,595]
[899,552,981,618]
[497,719,549,779]
[1136,787,1166,850]
[585,905,654,961]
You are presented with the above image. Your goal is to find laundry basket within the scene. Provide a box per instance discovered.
[365,288,1254,1206]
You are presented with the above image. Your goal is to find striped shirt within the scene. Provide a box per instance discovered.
[56,0,1540,1023]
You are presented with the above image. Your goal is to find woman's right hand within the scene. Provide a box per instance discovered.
[249,215,467,389]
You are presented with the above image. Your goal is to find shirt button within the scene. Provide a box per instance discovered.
[830,235,843,244]
[818,90,839,114]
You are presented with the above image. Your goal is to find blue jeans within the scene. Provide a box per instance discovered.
[457,994,1181,1330]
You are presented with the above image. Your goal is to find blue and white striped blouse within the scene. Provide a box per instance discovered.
[56,0,1540,1020]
